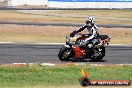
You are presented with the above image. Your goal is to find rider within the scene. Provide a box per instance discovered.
[70,16,99,48]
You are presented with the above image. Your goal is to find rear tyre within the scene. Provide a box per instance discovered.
[91,46,106,62]
[58,46,73,61]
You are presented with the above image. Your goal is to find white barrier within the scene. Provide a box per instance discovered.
[48,2,132,8]
[7,0,132,8]
[9,0,48,6]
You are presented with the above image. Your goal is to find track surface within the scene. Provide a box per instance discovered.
[0,21,132,28]
[0,43,131,64]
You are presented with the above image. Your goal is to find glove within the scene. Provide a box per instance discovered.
[70,31,76,37]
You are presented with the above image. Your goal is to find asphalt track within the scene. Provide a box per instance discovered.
[0,7,132,10]
[0,43,131,64]
[0,21,132,28]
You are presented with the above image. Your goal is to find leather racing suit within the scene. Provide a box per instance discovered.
[70,24,99,48]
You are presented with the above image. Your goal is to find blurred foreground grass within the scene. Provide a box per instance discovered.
[0,64,131,88]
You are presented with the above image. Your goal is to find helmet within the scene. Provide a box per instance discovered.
[86,16,95,26]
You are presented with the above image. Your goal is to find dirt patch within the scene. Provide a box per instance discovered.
[0,24,131,44]
[0,10,132,25]
[1,63,27,67]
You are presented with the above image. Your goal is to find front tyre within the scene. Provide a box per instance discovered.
[58,46,73,61]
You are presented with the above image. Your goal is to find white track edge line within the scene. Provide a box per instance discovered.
[12,63,132,66]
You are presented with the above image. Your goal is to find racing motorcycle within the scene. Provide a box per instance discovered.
[58,33,110,61]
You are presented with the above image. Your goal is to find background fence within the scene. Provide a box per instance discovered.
[48,0,132,8]
[0,0,132,8]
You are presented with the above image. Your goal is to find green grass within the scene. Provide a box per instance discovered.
[0,65,131,88]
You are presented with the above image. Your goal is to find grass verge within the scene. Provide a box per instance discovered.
[0,64,131,88]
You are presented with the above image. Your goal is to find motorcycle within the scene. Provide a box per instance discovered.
[58,33,110,62]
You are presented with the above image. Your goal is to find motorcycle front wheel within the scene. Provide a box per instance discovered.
[58,46,73,61]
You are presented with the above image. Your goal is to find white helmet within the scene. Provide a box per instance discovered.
[86,16,95,24]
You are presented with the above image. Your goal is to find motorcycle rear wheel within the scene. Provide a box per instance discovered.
[90,46,106,62]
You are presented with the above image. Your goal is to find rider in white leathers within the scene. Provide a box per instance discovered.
[70,16,99,48]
